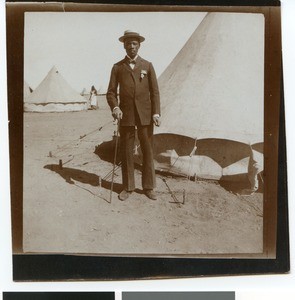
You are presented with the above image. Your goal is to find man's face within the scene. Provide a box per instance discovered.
[124,38,140,59]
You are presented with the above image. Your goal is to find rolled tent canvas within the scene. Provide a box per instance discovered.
[24,66,88,112]
[154,12,264,182]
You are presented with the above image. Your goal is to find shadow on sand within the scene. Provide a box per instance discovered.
[44,164,123,195]
[219,173,264,195]
[94,138,121,164]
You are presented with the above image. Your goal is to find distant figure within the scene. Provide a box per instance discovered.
[89,85,98,110]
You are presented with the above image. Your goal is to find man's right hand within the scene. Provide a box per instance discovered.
[112,107,123,120]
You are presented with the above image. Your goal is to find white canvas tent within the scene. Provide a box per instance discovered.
[153,12,264,188]
[24,81,33,101]
[24,66,87,112]
[80,88,88,96]
[97,85,107,95]
[80,88,90,108]
[94,85,109,109]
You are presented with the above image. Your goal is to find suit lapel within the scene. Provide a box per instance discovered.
[133,56,142,72]
[123,58,132,73]
[121,56,143,83]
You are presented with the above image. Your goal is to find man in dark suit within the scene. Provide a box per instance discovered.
[107,30,161,201]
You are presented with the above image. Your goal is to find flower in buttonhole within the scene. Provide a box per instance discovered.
[140,69,147,80]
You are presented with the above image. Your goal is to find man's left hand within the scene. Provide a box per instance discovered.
[153,115,161,127]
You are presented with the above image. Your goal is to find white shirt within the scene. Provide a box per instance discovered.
[126,54,138,70]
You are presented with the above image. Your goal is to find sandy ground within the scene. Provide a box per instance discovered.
[23,106,263,256]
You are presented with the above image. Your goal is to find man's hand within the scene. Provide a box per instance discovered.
[112,107,123,120]
[153,115,161,127]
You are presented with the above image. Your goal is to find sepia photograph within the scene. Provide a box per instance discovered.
[6,1,288,279]
[22,9,265,256]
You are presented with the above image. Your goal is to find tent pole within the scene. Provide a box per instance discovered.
[109,119,120,203]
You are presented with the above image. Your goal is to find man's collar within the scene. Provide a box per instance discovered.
[126,55,139,62]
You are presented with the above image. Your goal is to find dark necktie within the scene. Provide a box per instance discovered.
[129,59,136,65]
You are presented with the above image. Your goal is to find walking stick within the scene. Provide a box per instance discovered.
[110,119,120,203]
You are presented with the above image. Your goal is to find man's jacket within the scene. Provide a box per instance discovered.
[107,56,160,126]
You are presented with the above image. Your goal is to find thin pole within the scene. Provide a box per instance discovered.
[110,119,120,203]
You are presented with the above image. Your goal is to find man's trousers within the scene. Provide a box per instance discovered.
[119,124,156,191]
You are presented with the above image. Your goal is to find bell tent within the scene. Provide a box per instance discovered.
[153,12,264,188]
[23,81,33,101]
[24,66,87,112]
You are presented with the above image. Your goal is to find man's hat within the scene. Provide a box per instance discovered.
[119,30,145,43]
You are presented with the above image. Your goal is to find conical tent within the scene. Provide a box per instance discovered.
[80,88,90,108]
[24,66,87,112]
[97,85,107,95]
[23,81,32,101]
[80,88,88,96]
[153,12,264,182]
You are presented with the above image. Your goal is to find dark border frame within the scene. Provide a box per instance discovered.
[3,292,115,300]
[6,0,289,280]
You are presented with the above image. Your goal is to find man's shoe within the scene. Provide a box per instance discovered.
[118,190,132,201]
[144,189,157,200]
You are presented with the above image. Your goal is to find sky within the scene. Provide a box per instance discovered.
[24,12,206,93]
